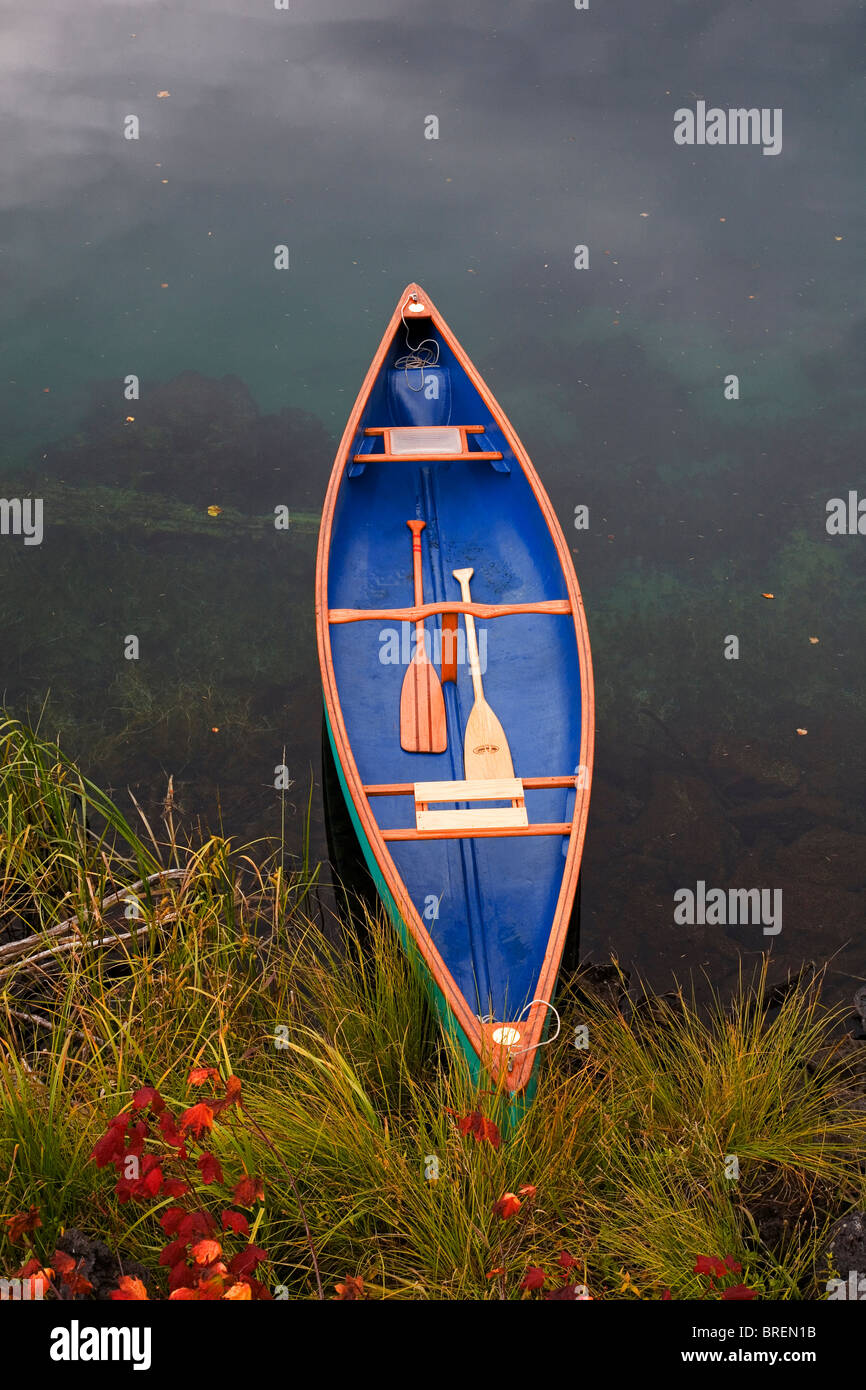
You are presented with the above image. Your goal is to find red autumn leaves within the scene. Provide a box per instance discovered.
[693,1254,756,1300]
[87,1066,270,1301]
[3,1211,93,1298]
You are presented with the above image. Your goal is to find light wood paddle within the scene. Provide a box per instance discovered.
[452,567,515,780]
[400,520,447,754]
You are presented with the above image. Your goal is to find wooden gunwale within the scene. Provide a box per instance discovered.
[314,282,595,1094]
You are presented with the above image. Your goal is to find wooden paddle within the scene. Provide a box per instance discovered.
[400,520,447,754]
[452,567,515,780]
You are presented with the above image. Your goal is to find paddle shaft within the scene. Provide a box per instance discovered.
[407,520,428,659]
[452,568,483,699]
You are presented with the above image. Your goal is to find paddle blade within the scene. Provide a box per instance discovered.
[400,652,447,753]
[463,698,515,780]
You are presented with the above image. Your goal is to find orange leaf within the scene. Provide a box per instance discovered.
[52,1250,93,1295]
[332,1275,365,1300]
[5,1204,41,1243]
[191,1238,222,1265]
[223,1282,252,1300]
[493,1192,522,1220]
[188,1066,220,1087]
[761,592,774,600]
[180,1102,214,1136]
[110,1275,149,1301]
[169,1287,200,1300]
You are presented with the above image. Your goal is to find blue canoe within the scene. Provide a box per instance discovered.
[316,283,594,1100]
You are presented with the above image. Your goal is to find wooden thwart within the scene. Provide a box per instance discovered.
[357,424,502,464]
[329,599,572,624]
[364,774,580,795]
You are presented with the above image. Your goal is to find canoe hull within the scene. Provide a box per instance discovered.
[316,284,594,1096]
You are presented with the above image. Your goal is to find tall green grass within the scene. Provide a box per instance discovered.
[0,721,863,1298]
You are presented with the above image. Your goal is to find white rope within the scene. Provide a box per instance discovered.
[508,999,561,1063]
[395,294,439,391]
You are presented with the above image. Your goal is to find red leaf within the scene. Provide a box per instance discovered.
[141,1165,163,1197]
[197,1152,224,1186]
[723,1255,743,1274]
[455,1110,501,1148]
[168,1261,197,1292]
[169,1286,199,1300]
[110,1275,149,1301]
[221,1210,250,1237]
[131,1086,164,1112]
[177,1210,217,1241]
[90,1116,129,1168]
[693,1254,728,1279]
[228,1244,268,1277]
[232,1175,264,1207]
[160,1206,187,1235]
[162,1178,190,1198]
[180,1102,214,1137]
[126,1120,149,1157]
[158,1111,184,1148]
[520,1266,547,1291]
[721,1284,756,1301]
[158,1238,189,1268]
[224,1074,242,1103]
[557,1250,578,1271]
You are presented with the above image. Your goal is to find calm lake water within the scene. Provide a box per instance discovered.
[1,0,863,1009]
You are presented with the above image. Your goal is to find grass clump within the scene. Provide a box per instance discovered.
[0,720,862,1299]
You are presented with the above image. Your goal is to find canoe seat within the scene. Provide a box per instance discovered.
[413,777,528,833]
[351,425,504,470]
[388,426,463,455]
